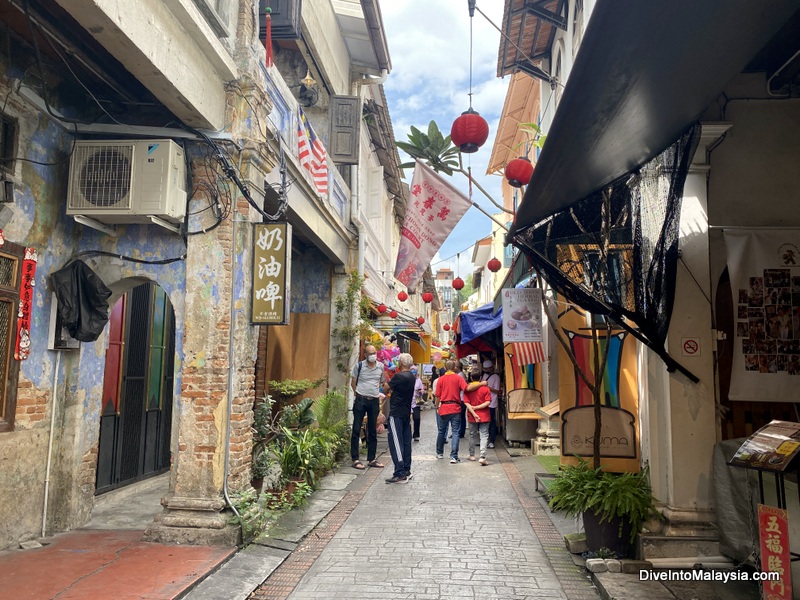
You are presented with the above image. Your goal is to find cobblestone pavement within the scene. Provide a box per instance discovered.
[253,409,598,600]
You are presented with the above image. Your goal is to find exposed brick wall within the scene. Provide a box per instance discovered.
[15,373,49,428]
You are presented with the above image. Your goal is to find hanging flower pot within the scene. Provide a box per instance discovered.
[450,108,489,153]
[452,277,465,290]
[505,156,534,188]
[443,323,451,331]
[417,317,425,325]
[397,291,408,302]
[487,257,502,272]
[421,292,433,303]
[389,310,398,318]
[377,303,388,314]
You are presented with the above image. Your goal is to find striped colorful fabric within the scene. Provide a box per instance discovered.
[297,107,328,195]
[513,341,546,365]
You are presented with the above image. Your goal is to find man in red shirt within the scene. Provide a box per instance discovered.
[464,368,492,465]
[434,360,486,463]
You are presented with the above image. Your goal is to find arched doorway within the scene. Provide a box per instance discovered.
[95,282,176,494]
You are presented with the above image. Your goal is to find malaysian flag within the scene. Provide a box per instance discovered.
[512,342,546,365]
[297,107,328,196]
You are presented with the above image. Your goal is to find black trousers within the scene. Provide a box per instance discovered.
[387,415,412,477]
[351,395,379,462]
[412,406,421,439]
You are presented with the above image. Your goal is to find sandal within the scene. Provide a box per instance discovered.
[352,460,366,470]
[368,460,384,468]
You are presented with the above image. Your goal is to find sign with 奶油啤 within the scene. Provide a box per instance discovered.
[251,222,292,325]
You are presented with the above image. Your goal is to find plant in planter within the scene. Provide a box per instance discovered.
[268,377,327,404]
[548,459,657,557]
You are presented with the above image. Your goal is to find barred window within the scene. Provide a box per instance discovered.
[0,240,22,432]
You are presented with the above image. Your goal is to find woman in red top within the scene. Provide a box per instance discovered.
[464,368,492,465]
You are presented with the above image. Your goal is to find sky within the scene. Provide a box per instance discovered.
[380,1,507,280]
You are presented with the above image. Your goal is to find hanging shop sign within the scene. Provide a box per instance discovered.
[501,288,542,343]
[251,222,292,325]
[758,504,792,600]
[15,247,37,361]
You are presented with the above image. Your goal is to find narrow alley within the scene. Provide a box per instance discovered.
[249,409,598,600]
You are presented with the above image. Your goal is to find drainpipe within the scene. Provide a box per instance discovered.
[222,213,241,524]
[42,350,61,537]
[351,165,365,276]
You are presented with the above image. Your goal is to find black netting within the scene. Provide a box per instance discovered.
[512,124,700,374]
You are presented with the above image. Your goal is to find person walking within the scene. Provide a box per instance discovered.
[464,368,492,465]
[411,365,423,442]
[435,360,472,463]
[384,353,416,483]
[456,360,469,439]
[481,359,502,448]
[350,344,385,470]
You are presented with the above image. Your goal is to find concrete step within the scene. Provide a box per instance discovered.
[639,534,721,560]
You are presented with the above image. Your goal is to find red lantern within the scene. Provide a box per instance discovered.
[377,303,387,314]
[505,156,534,188]
[443,323,451,331]
[389,310,398,318]
[448,340,454,345]
[450,108,489,153]
[452,277,465,290]
[397,291,408,302]
[422,292,433,303]
[417,317,425,325]
[487,257,502,273]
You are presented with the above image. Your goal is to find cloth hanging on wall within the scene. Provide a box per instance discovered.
[724,229,800,402]
[51,260,113,342]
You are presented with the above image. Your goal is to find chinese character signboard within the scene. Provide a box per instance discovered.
[758,504,792,600]
[501,288,542,343]
[251,222,291,325]
[729,420,800,472]
[15,247,37,360]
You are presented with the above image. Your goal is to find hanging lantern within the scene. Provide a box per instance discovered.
[443,323,451,331]
[450,108,489,153]
[505,156,534,188]
[389,310,398,318]
[452,277,465,290]
[397,291,408,302]
[487,257,502,273]
[448,340,454,345]
[417,317,425,325]
[421,292,433,304]
[377,303,388,314]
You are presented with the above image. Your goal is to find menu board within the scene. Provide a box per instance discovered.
[501,288,543,343]
[729,420,800,472]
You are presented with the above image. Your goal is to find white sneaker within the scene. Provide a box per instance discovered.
[450,457,460,464]
[436,454,444,459]
[488,443,495,448]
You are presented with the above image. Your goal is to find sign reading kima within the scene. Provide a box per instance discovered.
[252,222,292,325]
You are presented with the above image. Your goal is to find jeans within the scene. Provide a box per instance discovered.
[458,402,467,438]
[489,406,498,444]
[387,415,412,477]
[436,413,462,458]
[468,421,490,458]
[412,406,421,439]
[351,395,380,462]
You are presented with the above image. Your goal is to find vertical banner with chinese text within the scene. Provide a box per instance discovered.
[394,160,472,290]
[758,504,792,600]
[252,222,292,325]
[14,248,37,360]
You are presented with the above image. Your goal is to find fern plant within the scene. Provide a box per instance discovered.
[313,390,348,437]
[548,459,656,543]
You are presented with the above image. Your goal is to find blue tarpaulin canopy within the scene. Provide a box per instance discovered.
[458,303,502,345]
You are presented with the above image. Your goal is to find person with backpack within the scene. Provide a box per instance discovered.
[350,344,385,470]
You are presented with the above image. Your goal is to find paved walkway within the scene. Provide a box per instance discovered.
[252,409,598,600]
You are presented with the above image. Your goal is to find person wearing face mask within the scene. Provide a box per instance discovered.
[350,344,385,470]
[411,365,424,442]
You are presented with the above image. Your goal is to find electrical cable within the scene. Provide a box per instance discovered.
[67,250,186,265]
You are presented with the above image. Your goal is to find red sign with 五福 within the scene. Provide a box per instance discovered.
[758,504,792,600]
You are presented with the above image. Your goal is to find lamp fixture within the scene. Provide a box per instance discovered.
[301,69,316,87]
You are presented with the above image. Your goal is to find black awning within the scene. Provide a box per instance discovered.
[510,0,800,236]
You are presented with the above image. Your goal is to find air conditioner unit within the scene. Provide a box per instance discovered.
[66,139,187,224]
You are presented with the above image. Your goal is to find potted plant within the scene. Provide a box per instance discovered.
[548,459,657,558]
[250,448,273,494]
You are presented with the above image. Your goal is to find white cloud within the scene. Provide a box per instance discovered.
[383,0,511,271]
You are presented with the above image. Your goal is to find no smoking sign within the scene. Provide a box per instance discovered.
[681,337,700,357]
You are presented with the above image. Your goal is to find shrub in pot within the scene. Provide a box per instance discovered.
[548,459,657,557]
